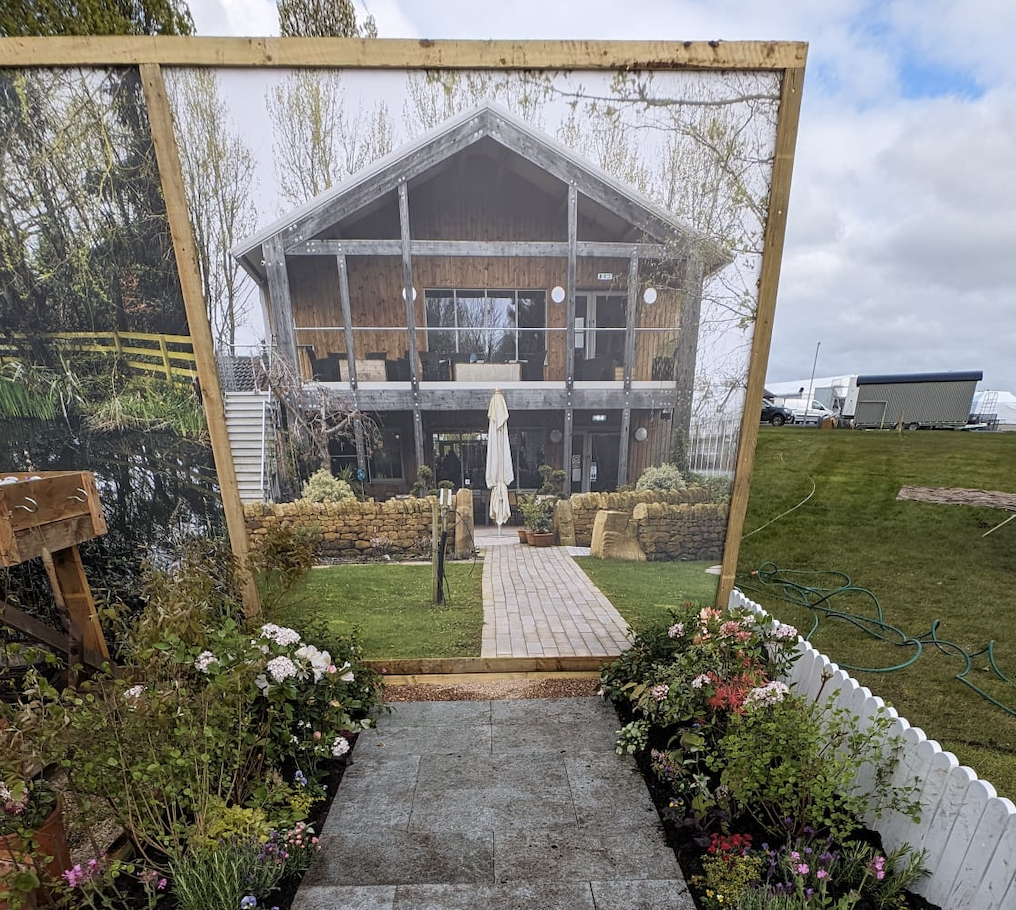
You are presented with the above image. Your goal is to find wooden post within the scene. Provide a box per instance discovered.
[139,63,260,616]
[431,498,440,603]
[47,546,110,661]
[159,335,172,379]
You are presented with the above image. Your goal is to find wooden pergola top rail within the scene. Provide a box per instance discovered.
[0,37,808,71]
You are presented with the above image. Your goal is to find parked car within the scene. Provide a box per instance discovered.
[761,400,794,426]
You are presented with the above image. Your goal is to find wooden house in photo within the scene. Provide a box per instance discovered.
[232,101,729,502]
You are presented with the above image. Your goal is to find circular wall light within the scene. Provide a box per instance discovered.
[549,428,563,443]
[643,287,658,305]
[401,286,418,301]
[634,426,649,442]
[550,286,566,304]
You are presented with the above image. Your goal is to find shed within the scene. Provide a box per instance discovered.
[853,371,982,429]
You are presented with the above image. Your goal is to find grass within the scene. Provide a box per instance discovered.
[736,427,1016,794]
[576,558,720,633]
[271,562,484,659]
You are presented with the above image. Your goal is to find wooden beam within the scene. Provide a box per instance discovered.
[287,238,672,259]
[262,236,299,371]
[0,37,809,71]
[1,598,107,670]
[618,405,632,488]
[623,252,639,388]
[565,184,578,386]
[51,546,109,660]
[335,255,358,386]
[139,63,260,616]
[719,62,808,607]
[398,181,421,387]
[334,385,679,411]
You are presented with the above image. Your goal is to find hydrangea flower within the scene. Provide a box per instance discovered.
[266,656,299,683]
[194,651,218,673]
[331,736,350,757]
[667,622,685,639]
[772,622,799,640]
[691,673,711,689]
[650,684,670,701]
[260,624,303,647]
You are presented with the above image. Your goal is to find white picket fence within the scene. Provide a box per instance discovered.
[687,415,740,475]
[729,588,1016,910]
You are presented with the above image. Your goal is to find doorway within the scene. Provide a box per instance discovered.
[572,433,620,493]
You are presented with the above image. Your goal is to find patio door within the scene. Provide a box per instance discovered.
[572,433,620,493]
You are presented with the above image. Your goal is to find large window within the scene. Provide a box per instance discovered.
[425,289,545,363]
[330,428,403,482]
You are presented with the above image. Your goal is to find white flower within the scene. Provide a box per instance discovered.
[266,656,299,683]
[123,684,145,702]
[650,684,669,702]
[667,623,685,639]
[772,622,799,641]
[295,644,332,682]
[743,680,791,709]
[337,661,355,682]
[259,624,303,647]
[331,736,350,757]
[691,673,711,689]
[194,651,218,673]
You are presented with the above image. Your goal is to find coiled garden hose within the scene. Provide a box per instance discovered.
[742,561,1016,719]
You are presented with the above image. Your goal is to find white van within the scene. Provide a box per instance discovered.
[776,397,836,425]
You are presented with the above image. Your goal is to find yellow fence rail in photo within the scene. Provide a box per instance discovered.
[0,331,197,383]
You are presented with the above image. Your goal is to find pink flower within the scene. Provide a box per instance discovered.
[816,870,830,880]
[796,863,810,875]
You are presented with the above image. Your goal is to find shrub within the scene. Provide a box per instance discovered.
[300,469,354,502]
[687,472,732,504]
[635,462,687,492]
[248,522,321,612]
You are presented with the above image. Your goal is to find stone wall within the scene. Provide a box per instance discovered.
[245,498,440,561]
[632,501,728,562]
[568,487,713,547]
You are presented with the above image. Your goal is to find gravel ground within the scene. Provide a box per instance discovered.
[384,675,602,702]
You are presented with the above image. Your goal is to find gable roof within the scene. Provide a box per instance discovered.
[233,100,730,279]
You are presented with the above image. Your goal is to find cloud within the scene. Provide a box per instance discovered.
[190,0,279,36]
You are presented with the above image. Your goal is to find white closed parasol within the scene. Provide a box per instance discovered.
[485,388,514,533]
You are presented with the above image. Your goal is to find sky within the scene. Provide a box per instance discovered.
[187,0,1016,394]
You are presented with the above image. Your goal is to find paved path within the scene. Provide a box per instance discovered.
[476,532,632,658]
[293,697,694,910]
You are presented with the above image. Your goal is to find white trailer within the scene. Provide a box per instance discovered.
[852,371,982,430]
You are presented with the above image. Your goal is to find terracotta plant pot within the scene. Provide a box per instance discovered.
[528,531,555,547]
[0,806,71,910]
[517,527,529,543]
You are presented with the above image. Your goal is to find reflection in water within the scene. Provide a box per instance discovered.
[1,419,224,615]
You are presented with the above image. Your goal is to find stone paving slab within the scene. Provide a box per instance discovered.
[293,698,693,909]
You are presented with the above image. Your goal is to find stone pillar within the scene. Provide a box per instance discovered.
[555,498,576,547]
[454,487,475,558]
[590,510,646,562]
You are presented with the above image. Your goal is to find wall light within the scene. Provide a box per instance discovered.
[401,286,418,301]
[643,287,658,305]
[550,285,566,304]
[591,413,608,423]
[549,428,563,443]
[634,426,648,442]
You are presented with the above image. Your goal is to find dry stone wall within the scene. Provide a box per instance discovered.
[632,501,728,562]
[244,498,438,561]
[569,487,713,547]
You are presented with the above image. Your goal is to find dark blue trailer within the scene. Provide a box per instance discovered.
[852,371,982,429]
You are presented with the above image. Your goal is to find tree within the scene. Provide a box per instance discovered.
[0,0,193,37]
[266,72,393,209]
[276,0,375,38]
[169,70,258,348]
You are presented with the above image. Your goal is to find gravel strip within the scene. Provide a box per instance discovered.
[384,676,602,702]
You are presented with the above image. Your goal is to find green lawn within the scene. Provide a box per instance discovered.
[576,558,720,633]
[737,427,1016,793]
[271,563,484,659]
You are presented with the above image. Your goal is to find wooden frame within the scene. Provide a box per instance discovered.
[0,37,807,609]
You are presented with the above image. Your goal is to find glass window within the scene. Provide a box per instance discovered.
[370,429,403,480]
[423,289,546,364]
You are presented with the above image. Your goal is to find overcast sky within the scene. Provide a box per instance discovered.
[188,0,1016,393]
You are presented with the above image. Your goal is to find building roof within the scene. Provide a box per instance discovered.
[233,100,730,280]
[856,371,983,386]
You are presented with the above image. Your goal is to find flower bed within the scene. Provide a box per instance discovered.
[1,541,385,910]
[600,602,934,909]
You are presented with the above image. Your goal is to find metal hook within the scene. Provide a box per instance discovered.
[16,496,38,513]
[67,487,89,503]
